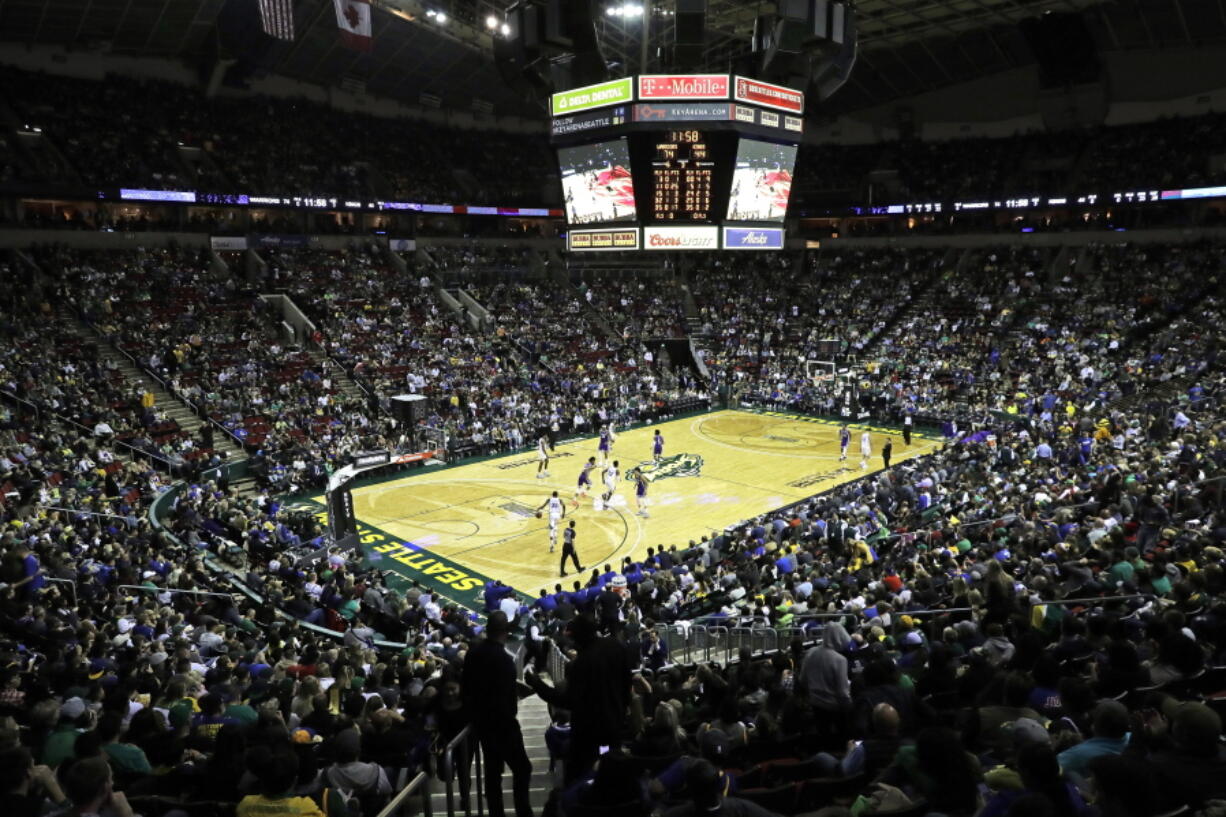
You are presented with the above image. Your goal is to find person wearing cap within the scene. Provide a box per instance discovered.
[461,610,534,817]
[42,698,94,769]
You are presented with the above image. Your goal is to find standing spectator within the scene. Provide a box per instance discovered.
[527,614,632,783]
[798,622,852,737]
[462,611,534,817]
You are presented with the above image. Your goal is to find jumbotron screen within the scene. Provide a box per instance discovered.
[727,139,797,222]
[559,139,638,225]
[550,74,805,250]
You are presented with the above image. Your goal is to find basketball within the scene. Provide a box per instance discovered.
[536,511,542,518]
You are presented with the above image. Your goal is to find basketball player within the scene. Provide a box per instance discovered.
[860,430,872,470]
[652,428,664,465]
[601,459,620,509]
[575,456,597,503]
[839,425,851,461]
[598,425,613,465]
[632,468,649,518]
[560,519,582,577]
[536,434,550,479]
[536,490,566,553]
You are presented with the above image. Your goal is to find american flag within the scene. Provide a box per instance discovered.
[258,0,296,41]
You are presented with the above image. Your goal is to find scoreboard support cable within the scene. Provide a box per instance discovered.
[551,74,802,252]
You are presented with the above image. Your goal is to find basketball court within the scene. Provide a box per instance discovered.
[300,409,939,612]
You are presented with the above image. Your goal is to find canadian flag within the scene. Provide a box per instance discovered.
[334,0,372,51]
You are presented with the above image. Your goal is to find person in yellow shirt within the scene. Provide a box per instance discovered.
[849,540,875,572]
[236,743,327,817]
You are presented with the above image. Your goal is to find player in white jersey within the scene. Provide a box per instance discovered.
[860,430,872,470]
[535,490,566,552]
[601,459,620,509]
[536,435,550,479]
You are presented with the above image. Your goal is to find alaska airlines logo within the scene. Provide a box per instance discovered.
[627,453,704,482]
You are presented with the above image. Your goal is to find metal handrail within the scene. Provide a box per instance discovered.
[0,388,174,469]
[43,577,77,605]
[439,726,481,817]
[84,315,246,452]
[116,584,235,599]
[374,770,432,817]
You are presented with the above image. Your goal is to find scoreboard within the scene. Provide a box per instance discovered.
[551,74,803,252]
[652,130,714,221]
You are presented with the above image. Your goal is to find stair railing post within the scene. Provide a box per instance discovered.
[475,737,485,817]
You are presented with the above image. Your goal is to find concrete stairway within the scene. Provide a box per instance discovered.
[60,309,245,465]
[305,347,368,405]
[428,694,558,815]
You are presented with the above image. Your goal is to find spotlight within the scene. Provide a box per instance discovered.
[486,14,498,29]
[436,11,446,23]
[426,8,436,17]
[500,22,510,35]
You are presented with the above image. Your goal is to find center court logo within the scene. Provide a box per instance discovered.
[627,453,704,482]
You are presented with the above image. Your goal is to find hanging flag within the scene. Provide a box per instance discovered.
[334,0,373,51]
[258,0,295,41]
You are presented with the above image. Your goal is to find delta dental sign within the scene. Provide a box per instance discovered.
[551,78,635,115]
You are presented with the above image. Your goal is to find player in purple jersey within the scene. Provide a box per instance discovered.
[632,468,649,518]
[598,425,613,464]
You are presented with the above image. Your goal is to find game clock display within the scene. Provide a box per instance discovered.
[651,130,715,222]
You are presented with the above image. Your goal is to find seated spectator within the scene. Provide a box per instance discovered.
[1056,700,1130,781]
[323,728,392,804]
[238,743,325,817]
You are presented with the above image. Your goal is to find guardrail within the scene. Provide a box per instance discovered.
[116,584,235,600]
[43,577,77,605]
[147,481,410,651]
[374,771,433,817]
[437,726,482,817]
[0,389,174,470]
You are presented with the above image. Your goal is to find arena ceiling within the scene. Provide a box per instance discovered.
[0,0,1224,117]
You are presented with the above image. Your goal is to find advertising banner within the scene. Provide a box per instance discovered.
[551,78,635,116]
[723,226,785,250]
[733,76,805,114]
[643,225,720,250]
[568,228,641,252]
[209,236,248,250]
[638,74,730,100]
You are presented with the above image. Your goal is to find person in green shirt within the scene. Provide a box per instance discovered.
[97,711,152,775]
[1106,547,1138,587]
[42,699,93,769]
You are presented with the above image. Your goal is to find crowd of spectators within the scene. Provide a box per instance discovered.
[5,230,1226,817]
[573,270,690,339]
[4,62,1226,214]
[0,65,557,205]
